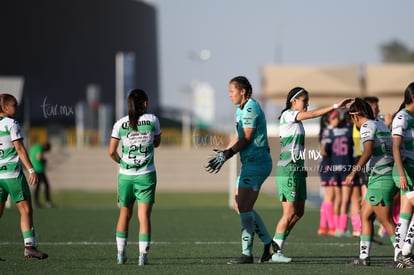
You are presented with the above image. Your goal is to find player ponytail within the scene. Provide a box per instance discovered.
[128,89,148,131]
[392,82,414,119]
[279,87,308,119]
[318,112,329,142]
[229,76,253,99]
[349,97,374,120]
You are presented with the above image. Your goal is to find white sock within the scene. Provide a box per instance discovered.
[273,238,284,252]
[116,237,127,254]
[402,218,414,256]
[139,241,150,256]
[359,240,371,260]
[24,237,35,247]
[395,216,410,251]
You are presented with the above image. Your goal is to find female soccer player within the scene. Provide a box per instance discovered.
[317,111,337,236]
[324,110,356,237]
[205,76,275,264]
[0,93,47,260]
[108,89,161,265]
[392,82,414,268]
[345,98,398,266]
[272,87,351,262]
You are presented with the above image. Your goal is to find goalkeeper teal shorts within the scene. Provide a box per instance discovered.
[117,171,157,206]
[236,160,272,191]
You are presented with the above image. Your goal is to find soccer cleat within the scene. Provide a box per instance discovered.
[346,257,370,266]
[227,254,253,264]
[328,228,336,236]
[117,253,127,264]
[317,227,337,236]
[24,246,48,260]
[396,252,414,269]
[334,230,352,237]
[138,253,148,266]
[317,227,328,236]
[258,242,273,263]
[270,251,292,263]
[394,261,406,269]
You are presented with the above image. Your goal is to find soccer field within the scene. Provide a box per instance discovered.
[0,192,401,274]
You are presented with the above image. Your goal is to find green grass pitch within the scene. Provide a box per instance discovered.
[0,192,401,274]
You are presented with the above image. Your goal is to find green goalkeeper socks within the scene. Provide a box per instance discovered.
[240,211,255,256]
[253,210,272,244]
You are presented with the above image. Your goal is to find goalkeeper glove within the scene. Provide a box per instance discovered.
[205,148,235,174]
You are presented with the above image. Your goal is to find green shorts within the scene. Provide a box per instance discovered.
[0,173,31,203]
[236,160,272,191]
[392,163,414,195]
[276,164,307,202]
[366,172,399,206]
[118,171,157,206]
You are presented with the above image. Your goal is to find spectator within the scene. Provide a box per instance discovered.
[29,141,53,208]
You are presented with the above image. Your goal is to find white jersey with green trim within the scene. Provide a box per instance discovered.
[392,109,414,162]
[0,116,23,178]
[111,114,161,176]
[277,109,305,167]
[360,119,393,175]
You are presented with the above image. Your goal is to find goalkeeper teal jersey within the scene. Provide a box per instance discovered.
[236,98,270,163]
[0,116,23,178]
[277,109,305,167]
[111,113,161,176]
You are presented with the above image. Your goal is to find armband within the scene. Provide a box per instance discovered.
[28,168,35,174]
[333,103,338,109]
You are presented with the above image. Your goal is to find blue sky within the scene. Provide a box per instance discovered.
[151,0,414,130]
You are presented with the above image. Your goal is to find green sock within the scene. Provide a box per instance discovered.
[138,233,150,242]
[253,210,272,244]
[390,234,396,246]
[22,228,35,246]
[240,211,255,256]
[116,231,128,238]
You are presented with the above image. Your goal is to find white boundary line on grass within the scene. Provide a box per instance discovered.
[0,241,358,246]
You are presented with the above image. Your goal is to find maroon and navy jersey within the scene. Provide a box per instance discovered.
[320,126,332,175]
[324,125,354,172]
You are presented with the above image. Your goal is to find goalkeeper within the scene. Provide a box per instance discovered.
[205,76,276,264]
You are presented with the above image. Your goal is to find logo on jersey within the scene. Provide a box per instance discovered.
[243,117,253,125]
[243,178,251,185]
[121,120,152,130]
